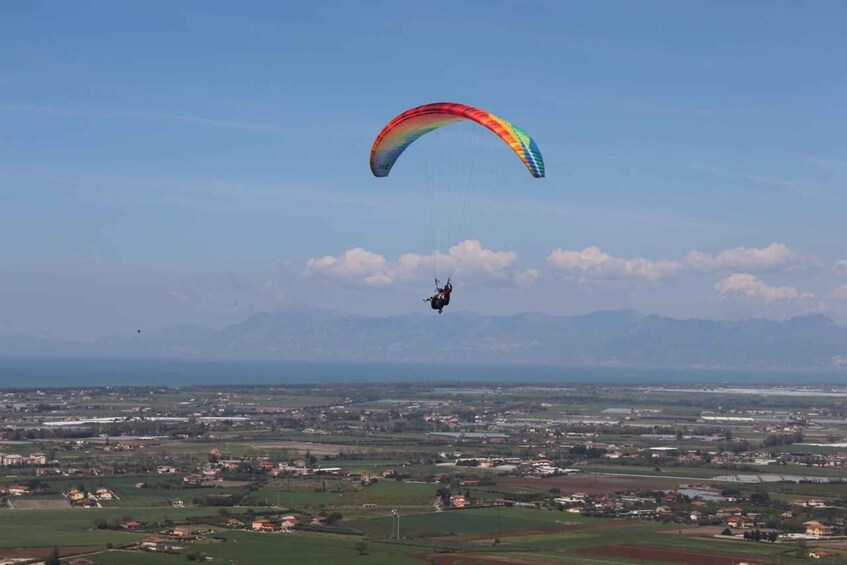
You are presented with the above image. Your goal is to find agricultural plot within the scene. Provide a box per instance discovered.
[254,478,436,509]
[579,464,726,479]
[495,474,684,496]
[0,507,214,549]
[347,507,575,538]
[21,474,248,508]
[490,520,807,564]
[89,532,422,565]
[106,484,244,508]
[83,549,187,565]
[7,497,71,509]
[344,508,813,564]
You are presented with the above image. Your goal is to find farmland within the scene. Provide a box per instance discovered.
[0,382,844,563]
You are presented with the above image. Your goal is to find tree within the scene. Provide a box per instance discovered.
[45,547,61,565]
[354,541,368,555]
[750,491,770,504]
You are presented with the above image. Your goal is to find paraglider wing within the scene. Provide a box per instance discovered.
[370,102,544,178]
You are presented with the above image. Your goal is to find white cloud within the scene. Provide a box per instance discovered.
[684,243,818,272]
[547,246,681,282]
[306,248,392,287]
[514,268,540,287]
[306,240,528,287]
[547,243,816,283]
[834,260,847,276]
[713,273,815,303]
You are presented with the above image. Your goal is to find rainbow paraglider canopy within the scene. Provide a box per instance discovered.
[370,102,544,179]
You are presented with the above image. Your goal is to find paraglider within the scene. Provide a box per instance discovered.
[370,102,544,314]
[424,278,452,314]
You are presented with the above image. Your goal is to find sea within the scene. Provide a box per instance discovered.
[0,356,845,388]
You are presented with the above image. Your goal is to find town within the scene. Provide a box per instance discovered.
[0,382,844,564]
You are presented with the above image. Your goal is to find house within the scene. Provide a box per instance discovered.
[7,485,31,496]
[804,521,835,539]
[310,516,327,526]
[68,559,95,565]
[122,521,141,529]
[727,516,752,529]
[809,550,833,559]
[170,499,184,508]
[172,526,192,537]
[281,519,297,531]
[226,518,244,528]
[95,488,114,500]
[140,537,167,551]
[1,454,23,466]
[690,511,702,522]
[450,495,467,508]
[718,506,744,517]
[252,518,277,532]
[781,511,794,519]
[182,473,205,485]
[156,465,177,474]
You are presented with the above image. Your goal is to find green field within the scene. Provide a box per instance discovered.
[254,479,436,510]
[579,464,726,479]
[0,507,214,548]
[347,506,581,538]
[0,493,822,564]
[3,474,247,509]
[86,532,421,565]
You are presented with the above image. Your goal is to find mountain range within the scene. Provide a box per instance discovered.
[2,309,847,370]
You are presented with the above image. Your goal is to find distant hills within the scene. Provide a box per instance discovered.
[2,309,847,370]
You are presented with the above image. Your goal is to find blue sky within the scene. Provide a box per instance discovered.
[2,1,847,338]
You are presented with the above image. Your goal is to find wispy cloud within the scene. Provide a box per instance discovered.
[690,163,815,192]
[0,104,288,134]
